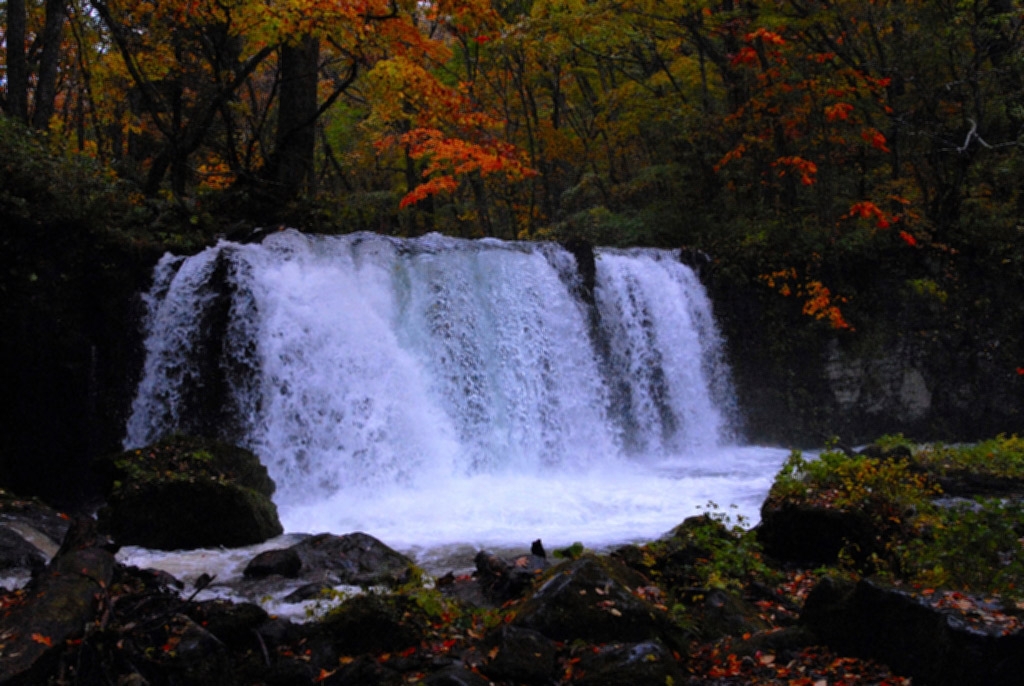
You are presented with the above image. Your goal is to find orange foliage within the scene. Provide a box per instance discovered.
[713,144,747,173]
[846,201,896,229]
[390,129,536,208]
[774,156,818,185]
[825,102,854,122]
[745,28,787,46]
[861,128,891,152]
[759,269,853,331]
[802,281,851,330]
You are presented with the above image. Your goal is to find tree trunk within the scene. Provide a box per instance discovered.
[32,0,68,130]
[269,36,320,200]
[6,0,29,122]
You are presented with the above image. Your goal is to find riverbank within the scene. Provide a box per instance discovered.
[2,435,1021,685]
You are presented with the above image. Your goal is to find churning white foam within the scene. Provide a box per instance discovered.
[125,230,788,565]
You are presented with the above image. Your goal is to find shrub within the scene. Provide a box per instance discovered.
[895,498,1024,598]
[915,434,1024,479]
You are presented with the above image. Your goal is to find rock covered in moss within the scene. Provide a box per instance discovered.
[512,554,686,649]
[315,593,427,655]
[96,435,282,550]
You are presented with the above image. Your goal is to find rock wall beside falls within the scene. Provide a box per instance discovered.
[707,250,1024,446]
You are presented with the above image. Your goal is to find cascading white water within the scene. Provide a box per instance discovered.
[126,230,787,557]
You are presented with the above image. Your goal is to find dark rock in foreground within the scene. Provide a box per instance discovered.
[479,625,558,684]
[0,489,71,545]
[802,577,1024,686]
[244,532,415,588]
[575,639,684,686]
[513,554,686,650]
[0,517,115,685]
[472,549,549,605]
[96,435,282,550]
[757,500,876,566]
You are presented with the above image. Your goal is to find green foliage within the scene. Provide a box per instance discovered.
[686,504,779,592]
[305,587,355,620]
[0,117,146,230]
[771,436,1024,598]
[769,443,939,518]
[906,279,949,305]
[553,541,586,560]
[915,434,1024,479]
[636,504,778,593]
[894,498,1024,599]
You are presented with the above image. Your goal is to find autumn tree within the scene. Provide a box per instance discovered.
[2,0,68,129]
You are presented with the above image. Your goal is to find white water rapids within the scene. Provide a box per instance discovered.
[122,230,789,577]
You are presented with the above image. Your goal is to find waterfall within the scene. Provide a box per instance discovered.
[126,231,778,551]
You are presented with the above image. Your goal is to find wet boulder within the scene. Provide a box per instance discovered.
[0,489,71,583]
[322,655,403,686]
[683,587,771,641]
[244,548,303,579]
[146,614,233,686]
[314,593,426,655]
[243,532,415,589]
[801,577,1024,686]
[478,625,558,684]
[574,639,684,686]
[186,600,270,652]
[291,532,414,587]
[96,435,282,550]
[0,526,47,577]
[423,664,492,686]
[512,554,685,649]
[0,489,70,546]
[0,517,115,685]
[472,549,549,604]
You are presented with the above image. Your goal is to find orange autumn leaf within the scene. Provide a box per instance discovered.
[825,102,854,122]
[399,175,458,209]
[846,201,896,228]
[774,156,818,185]
[731,46,760,66]
[745,27,786,45]
[861,127,891,152]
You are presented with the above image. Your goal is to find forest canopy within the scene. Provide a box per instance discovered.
[2,0,1023,331]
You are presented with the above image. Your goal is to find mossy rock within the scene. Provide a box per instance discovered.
[316,593,427,654]
[96,434,276,499]
[512,554,686,649]
[97,436,282,550]
[617,514,734,587]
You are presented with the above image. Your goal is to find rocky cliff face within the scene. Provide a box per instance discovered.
[711,265,1023,446]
